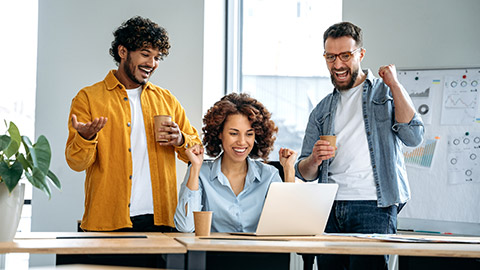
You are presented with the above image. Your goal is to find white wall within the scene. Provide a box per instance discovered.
[343,0,480,72]
[31,0,205,266]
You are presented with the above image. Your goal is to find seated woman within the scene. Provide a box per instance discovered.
[174,92,297,233]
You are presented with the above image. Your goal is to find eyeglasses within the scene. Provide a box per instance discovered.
[323,48,362,63]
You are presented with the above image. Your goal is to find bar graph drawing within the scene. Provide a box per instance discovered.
[400,75,438,125]
[403,138,438,168]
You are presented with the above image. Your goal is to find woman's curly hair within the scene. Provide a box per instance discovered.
[109,16,171,64]
[202,93,278,160]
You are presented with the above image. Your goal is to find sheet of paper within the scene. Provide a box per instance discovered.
[441,76,480,125]
[447,132,480,184]
[403,137,439,168]
[401,75,439,125]
[352,234,480,244]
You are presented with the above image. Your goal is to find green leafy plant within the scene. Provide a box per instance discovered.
[0,121,60,198]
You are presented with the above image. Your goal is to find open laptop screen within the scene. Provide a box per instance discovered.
[233,182,338,236]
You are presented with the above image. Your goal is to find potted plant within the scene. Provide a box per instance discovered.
[0,121,61,241]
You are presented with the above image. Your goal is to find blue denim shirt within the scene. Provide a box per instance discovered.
[174,155,282,233]
[295,69,424,207]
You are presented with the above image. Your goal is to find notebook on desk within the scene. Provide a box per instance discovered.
[231,182,338,236]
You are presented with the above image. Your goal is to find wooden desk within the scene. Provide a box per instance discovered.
[0,232,186,269]
[173,233,480,270]
[4,232,480,270]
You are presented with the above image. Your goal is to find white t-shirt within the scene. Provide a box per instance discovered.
[328,82,377,200]
[126,87,154,216]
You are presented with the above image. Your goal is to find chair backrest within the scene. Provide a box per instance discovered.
[266,161,284,181]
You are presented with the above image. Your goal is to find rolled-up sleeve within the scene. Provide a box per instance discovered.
[295,107,322,181]
[171,98,202,163]
[174,168,203,232]
[392,113,425,147]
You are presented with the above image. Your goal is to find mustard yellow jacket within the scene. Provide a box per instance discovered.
[65,70,201,231]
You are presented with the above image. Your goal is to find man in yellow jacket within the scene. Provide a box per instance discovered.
[65,16,201,232]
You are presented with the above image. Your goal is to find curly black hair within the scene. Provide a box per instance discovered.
[202,93,278,160]
[109,16,171,65]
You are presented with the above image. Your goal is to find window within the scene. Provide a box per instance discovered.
[227,0,342,160]
[0,0,38,269]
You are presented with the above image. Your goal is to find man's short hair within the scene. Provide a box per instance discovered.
[109,16,171,64]
[323,22,363,48]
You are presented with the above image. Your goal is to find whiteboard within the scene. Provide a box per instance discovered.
[396,67,480,230]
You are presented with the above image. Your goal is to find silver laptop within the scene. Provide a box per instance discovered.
[232,182,338,236]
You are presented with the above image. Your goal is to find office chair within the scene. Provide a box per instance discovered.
[266,161,285,181]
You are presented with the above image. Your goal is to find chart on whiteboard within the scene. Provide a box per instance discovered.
[441,76,479,125]
[403,137,438,168]
[447,132,480,184]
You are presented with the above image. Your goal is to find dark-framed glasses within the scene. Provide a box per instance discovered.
[323,48,362,63]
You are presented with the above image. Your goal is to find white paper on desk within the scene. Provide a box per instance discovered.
[353,234,480,244]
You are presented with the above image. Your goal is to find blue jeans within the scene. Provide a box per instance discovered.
[317,200,398,270]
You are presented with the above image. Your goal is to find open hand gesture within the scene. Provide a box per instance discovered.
[71,114,107,140]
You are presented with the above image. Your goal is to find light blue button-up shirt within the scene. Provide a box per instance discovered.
[295,69,424,208]
[174,155,282,233]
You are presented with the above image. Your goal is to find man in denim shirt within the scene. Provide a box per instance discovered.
[295,22,424,270]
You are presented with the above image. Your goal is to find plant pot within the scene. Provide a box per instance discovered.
[0,183,25,242]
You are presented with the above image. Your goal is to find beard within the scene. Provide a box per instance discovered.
[330,67,359,91]
[124,53,147,86]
